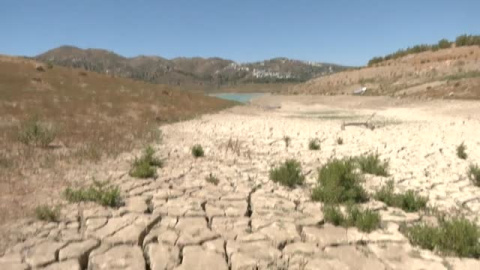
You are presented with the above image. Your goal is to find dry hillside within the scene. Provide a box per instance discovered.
[36,46,350,91]
[290,46,480,99]
[0,54,233,241]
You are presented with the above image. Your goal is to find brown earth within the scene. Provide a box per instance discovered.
[0,55,234,250]
[289,46,480,99]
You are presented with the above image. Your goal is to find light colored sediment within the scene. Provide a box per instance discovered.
[1,95,479,269]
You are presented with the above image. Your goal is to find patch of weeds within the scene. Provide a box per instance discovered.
[323,205,345,226]
[374,180,427,212]
[205,173,219,185]
[323,204,381,233]
[191,144,204,158]
[283,136,291,148]
[269,159,305,188]
[355,153,389,176]
[308,139,320,150]
[468,164,480,187]
[403,217,480,258]
[129,146,162,178]
[312,158,368,204]
[64,180,121,207]
[337,137,343,145]
[457,143,467,160]
[17,116,56,147]
[346,205,381,233]
[35,205,60,222]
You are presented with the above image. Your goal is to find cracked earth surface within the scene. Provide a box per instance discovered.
[1,96,480,269]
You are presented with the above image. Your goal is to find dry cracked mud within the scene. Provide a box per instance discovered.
[1,96,480,269]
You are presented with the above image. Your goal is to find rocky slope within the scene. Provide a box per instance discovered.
[36,46,350,91]
[290,46,480,99]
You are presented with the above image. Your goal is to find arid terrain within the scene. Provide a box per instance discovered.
[0,55,233,249]
[289,46,480,99]
[1,94,479,269]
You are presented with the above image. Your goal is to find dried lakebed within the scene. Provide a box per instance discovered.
[1,98,480,269]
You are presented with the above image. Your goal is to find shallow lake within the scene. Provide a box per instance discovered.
[210,93,265,103]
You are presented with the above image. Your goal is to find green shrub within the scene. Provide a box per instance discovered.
[437,39,452,49]
[346,205,381,233]
[457,143,467,159]
[468,164,480,187]
[17,117,56,147]
[205,173,219,185]
[312,158,368,204]
[129,146,162,178]
[323,204,381,233]
[191,144,204,158]
[374,180,427,212]
[337,137,343,145]
[35,205,60,222]
[269,159,305,188]
[403,217,480,258]
[64,180,121,207]
[308,139,320,150]
[355,153,389,176]
[323,205,345,226]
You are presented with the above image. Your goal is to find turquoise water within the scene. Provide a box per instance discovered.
[210,93,264,103]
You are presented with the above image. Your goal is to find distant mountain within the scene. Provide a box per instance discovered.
[36,46,350,90]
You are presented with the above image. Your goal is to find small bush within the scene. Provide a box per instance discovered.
[346,205,381,233]
[17,117,56,147]
[312,158,368,204]
[457,143,467,159]
[283,136,291,148]
[35,205,60,222]
[64,180,121,207]
[337,137,343,145]
[323,205,345,226]
[191,144,204,158]
[468,164,480,187]
[308,139,320,150]
[205,173,219,185]
[403,217,480,258]
[269,159,305,188]
[323,204,381,233]
[129,146,162,178]
[355,153,389,176]
[374,180,427,212]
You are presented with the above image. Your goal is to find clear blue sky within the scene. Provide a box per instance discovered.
[1,0,478,66]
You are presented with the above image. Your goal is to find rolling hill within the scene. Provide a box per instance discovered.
[289,45,480,99]
[36,46,350,91]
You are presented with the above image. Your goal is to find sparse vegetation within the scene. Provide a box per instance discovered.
[191,144,205,158]
[312,158,368,204]
[457,143,468,159]
[355,153,389,176]
[337,137,343,145]
[402,217,480,258]
[64,180,121,207]
[17,117,56,148]
[205,173,219,185]
[129,146,162,178]
[323,204,381,233]
[374,180,427,212]
[269,159,305,188]
[308,139,320,150]
[468,164,480,187]
[368,34,480,66]
[35,205,60,222]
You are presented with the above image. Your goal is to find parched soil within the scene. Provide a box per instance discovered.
[1,95,479,269]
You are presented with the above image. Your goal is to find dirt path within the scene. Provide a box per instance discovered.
[1,96,479,269]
